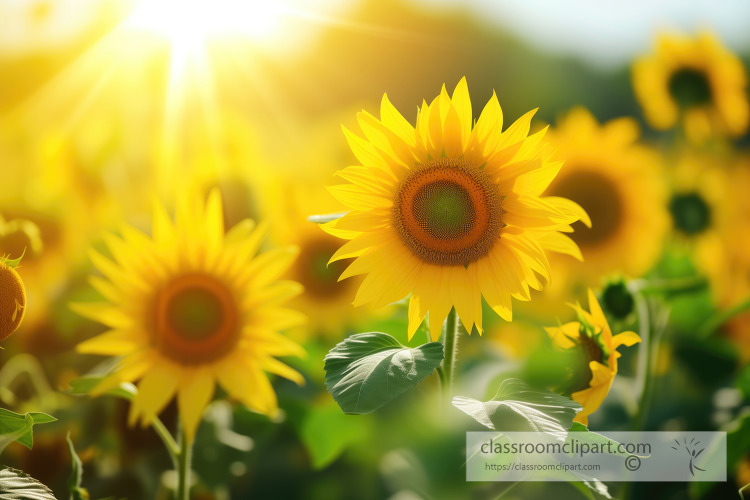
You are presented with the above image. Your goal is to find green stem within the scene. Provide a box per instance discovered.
[629,275,708,295]
[632,292,653,432]
[176,430,192,500]
[438,308,460,398]
[150,417,180,467]
[700,296,750,336]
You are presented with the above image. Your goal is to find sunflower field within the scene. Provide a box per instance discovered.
[1,1,750,499]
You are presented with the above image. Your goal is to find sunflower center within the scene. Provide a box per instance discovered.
[151,273,239,364]
[296,236,353,299]
[669,192,711,235]
[549,169,622,248]
[567,328,606,394]
[393,158,502,266]
[668,68,712,109]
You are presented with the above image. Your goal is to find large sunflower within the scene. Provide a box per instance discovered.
[525,108,668,314]
[633,32,748,142]
[545,289,640,425]
[73,190,305,442]
[324,78,587,340]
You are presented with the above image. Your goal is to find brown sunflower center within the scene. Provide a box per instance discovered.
[151,273,240,364]
[0,263,26,341]
[549,169,622,248]
[668,67,712,109]
[295,236,353,299]
[393,158,502,266]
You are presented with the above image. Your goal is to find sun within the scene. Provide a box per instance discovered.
[122,0,285,46]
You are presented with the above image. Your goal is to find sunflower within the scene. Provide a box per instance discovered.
[73,190,305,442]
[545,289,640,425]
[667,153,732,289]
[269,180,362,340]
[0,256,26,341]
[521,108,668,317]
[702,162,750,360]
[633,32,749,142]
[323,78,587,340]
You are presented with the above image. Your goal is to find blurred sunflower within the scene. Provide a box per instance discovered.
[704,163,750,360]
[73,190,306,442]
[324,77,587,340]
[545,289,640,425]
[270,180,361,341]
[523,108,667,316]
[667,153,731,287]
[633,32,748,142]
[0,255,26,341]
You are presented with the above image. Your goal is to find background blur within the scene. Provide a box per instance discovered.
[1,1,750,499]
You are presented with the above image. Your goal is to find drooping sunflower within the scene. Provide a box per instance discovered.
[524,108,668,315]
[633,31,749,142]
[73,190,305,441]
[324,78,587,340]
[545,289,640,426]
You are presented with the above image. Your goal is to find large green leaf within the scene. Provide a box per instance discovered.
[0,468,56,500]
[452,378,581,437]
[324,332,444,414]
[0,409,56,454]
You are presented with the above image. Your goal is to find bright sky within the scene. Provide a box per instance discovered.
[413,0,750,67]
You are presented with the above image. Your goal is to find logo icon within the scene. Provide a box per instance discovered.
[671,437,706,476]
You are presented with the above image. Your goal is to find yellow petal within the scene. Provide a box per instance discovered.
[178,369,215,443]
[129,362,179,427]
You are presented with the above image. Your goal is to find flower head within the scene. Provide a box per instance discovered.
[522,108,668,318]
[0,255,26,341]
[545,289,640,425]
[324,78,587,339]
[633,32,748,141]
[73,190,305,442]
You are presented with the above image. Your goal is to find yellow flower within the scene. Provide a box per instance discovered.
[269,179,362,340]
[633,32,749,142]
[545,289,640,426]
[526,108,668,316]
[0,257,26,341]
[73,190,305,442]
[324,78,587,340]
[667,153,732,288]
[702,162,750,360]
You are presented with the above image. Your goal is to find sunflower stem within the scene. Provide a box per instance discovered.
[439,308,460,398]
[699,295,750,337]
[176,429,193,500]
[151,417,180,465]
[632,292,653,431]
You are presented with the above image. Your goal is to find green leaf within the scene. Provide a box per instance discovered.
[0,409,56,453]
[568,422,633,457]
[324,332,444,414]
[452,379,582,437]
[66,433,89,500]
[67,376,136,401]
[0,468,56,500]
[298,401,370,469]
[740,483,749,500]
